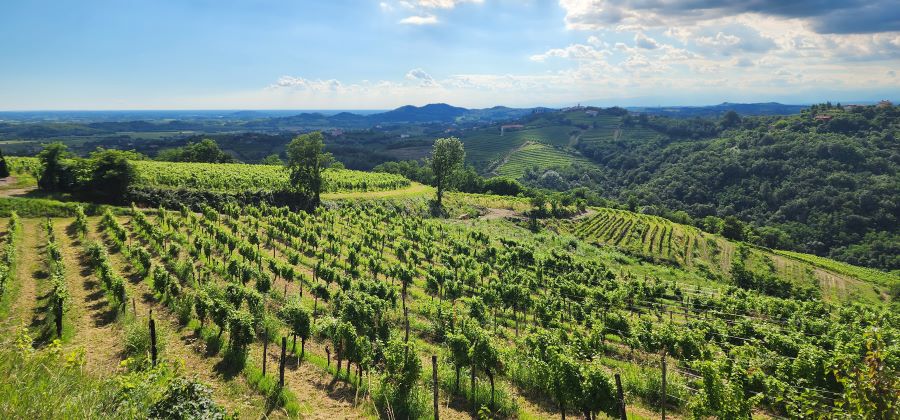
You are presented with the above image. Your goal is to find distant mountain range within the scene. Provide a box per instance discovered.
[626,102,808,117]
[0,102,812,129]
[251,103,549,129]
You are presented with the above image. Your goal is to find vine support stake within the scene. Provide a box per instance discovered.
[149,315,157,367]
[279,336,287,388]
[55,301,63,338]
[262,332,268,376]
[661,352,667,420]
[432,355,439,420]
[615,373,626,420]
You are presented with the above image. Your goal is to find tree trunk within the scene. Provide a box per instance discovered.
[455,366,461,393]
[300,337,306,363]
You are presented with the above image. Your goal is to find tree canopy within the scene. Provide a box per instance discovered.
[285,131,334,209]
[430,137,465,209]
[156,139,237,163]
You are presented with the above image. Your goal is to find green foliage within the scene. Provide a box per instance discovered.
[833,327,899,419]
[286,131,333,208]
[79,149,137,204]
[279,300,311,346]
[148,378,230,419]
[123,318,166,368]
[431,137,465,207]
[227,309,256,354]
[0,147,9,178]
[36,142,73,192]
[156,138,237,163]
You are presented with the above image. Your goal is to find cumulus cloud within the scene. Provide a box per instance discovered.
[269,76,344,92]
[530,43,610,62]
[399,14,438,25]
[406,68,441,87]
[634,32,659,49]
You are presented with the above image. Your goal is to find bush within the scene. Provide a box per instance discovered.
[148,378,229,419]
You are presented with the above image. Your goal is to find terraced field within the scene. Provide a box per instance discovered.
[562,207,891,304]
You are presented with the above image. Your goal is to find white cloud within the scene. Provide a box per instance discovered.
[269,76,344,92]
[406,68,440,87]
[695,32,742,48]
[414,0,483,9]
[399,14,438,25]
[634,32,659,49]
[530,43,610,62]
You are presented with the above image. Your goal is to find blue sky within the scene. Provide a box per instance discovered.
[0,0,898,110]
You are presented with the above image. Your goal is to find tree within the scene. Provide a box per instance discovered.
[722,216,746,241]
[156,138,236,163]
[260,154,283,165]
[0,147,9,178]
[80,149,136,204]
[430,137,465,209]
[285,132,333,208]
[721,110,742,128]
[37,142,73,192]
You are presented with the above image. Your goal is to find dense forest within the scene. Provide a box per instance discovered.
[529,104,899,271]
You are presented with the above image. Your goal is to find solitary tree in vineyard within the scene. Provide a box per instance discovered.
[286,131,333,209]
[430,137,464,210]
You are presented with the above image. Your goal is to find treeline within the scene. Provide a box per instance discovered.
[35,143,138,204]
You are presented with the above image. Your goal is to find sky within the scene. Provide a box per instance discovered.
[0,0,898,110]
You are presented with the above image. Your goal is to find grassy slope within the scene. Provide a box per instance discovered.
[456,112,664,179]
[494,142,599,178]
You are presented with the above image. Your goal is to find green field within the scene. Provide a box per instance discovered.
[494,142,598,178]
[8,157,411,193]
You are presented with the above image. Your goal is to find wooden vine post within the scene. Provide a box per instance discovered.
[149,311,158,367]
[661,352,667,420]
[615,373,626,420]
[279,336,287,387]
[262,332,268,376]
[55,303,63,338]
[432,355,439,420]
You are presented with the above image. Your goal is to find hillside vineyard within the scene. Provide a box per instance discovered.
[1,197,895,418]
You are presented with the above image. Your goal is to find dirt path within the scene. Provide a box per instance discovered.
[256,343,367,420]
[0,176,37,197]
[479,207,519,220]
[54,218,125,375]
[2,219,44,333]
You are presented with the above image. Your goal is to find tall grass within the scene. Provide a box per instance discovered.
[0,330,118,418]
